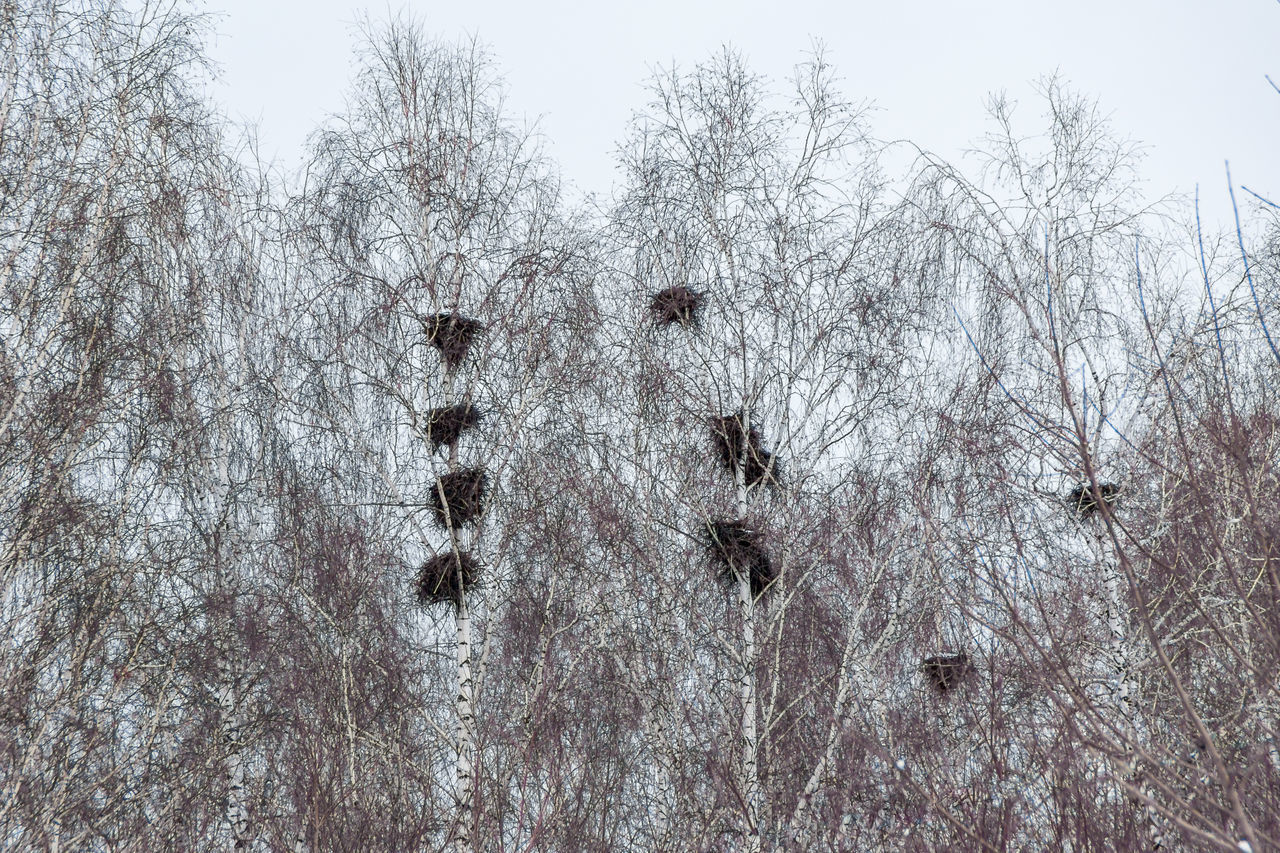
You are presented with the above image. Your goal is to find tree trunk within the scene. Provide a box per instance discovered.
[454,584,476,852]
[218,657,250,851]
[736,453,761,850]
[1097,529,1166,847]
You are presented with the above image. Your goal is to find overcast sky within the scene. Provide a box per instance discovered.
[202,0,1278,226]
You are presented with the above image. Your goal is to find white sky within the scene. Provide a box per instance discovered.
[202,0,1279,227]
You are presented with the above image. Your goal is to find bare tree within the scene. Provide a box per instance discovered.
[5,7,1278,850]
[1,1,278,849]
[596,47,951,850]
[900,78,1280,850]
[280,19,596,851]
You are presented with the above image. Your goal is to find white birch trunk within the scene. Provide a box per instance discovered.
[186,335,249,852]
[1097,528,1167,847]
[736,434,761,850]
[439,351,476,852]
[218,657,250,851]
[454,592,476,852]
[450,354,474,850]
[739,570,760,849]
[1103,567,1136,720]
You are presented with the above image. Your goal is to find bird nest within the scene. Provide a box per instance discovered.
[424,403,480,449]
[706,518,776,600]
[1066,482,1120,518]
[649,286,701,327]
[710,411,779,488]
[429,468,487,528]
[415,550,481,607]
[920,653,971,693]
[425,313,483,370]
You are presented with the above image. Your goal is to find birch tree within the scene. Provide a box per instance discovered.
[599,48,946,849]
[4,6,1279,849]
[0,0,274,848]
[282,19,594,850]
[902,80,1280,850]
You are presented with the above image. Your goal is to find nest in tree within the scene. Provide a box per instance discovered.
[429,468,487,528]
[710,411,779,487]
[1067,482,1120,518]
[921,653,971,693]
[424,403,480,449]
[649,286,701,327]
[415,550,481,607]
[706,519,776,599]
[424,313,483,369]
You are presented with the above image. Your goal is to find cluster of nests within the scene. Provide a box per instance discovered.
[908,482,1121,693]
[415,313,487,609]
[649,290,784,599]
[650,287,781,481]
[415,466,487,610]
[702,520,982,705]
[646,287,1086,702]
[424,312,483,370]
[710,411,780,488]
[1067,481,1121,518]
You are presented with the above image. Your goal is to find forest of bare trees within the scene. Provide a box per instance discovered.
[3,2,1278,850]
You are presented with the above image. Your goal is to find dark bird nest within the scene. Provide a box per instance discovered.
[649,286,701,327]
[425,313,483,370]
[429,468,487,528]
[710,411,779,487]
[1066,481,1120,518]
[424,403,480,449]
[415,550,481,607]
[706,519,776,599]
[920,653,971,693]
